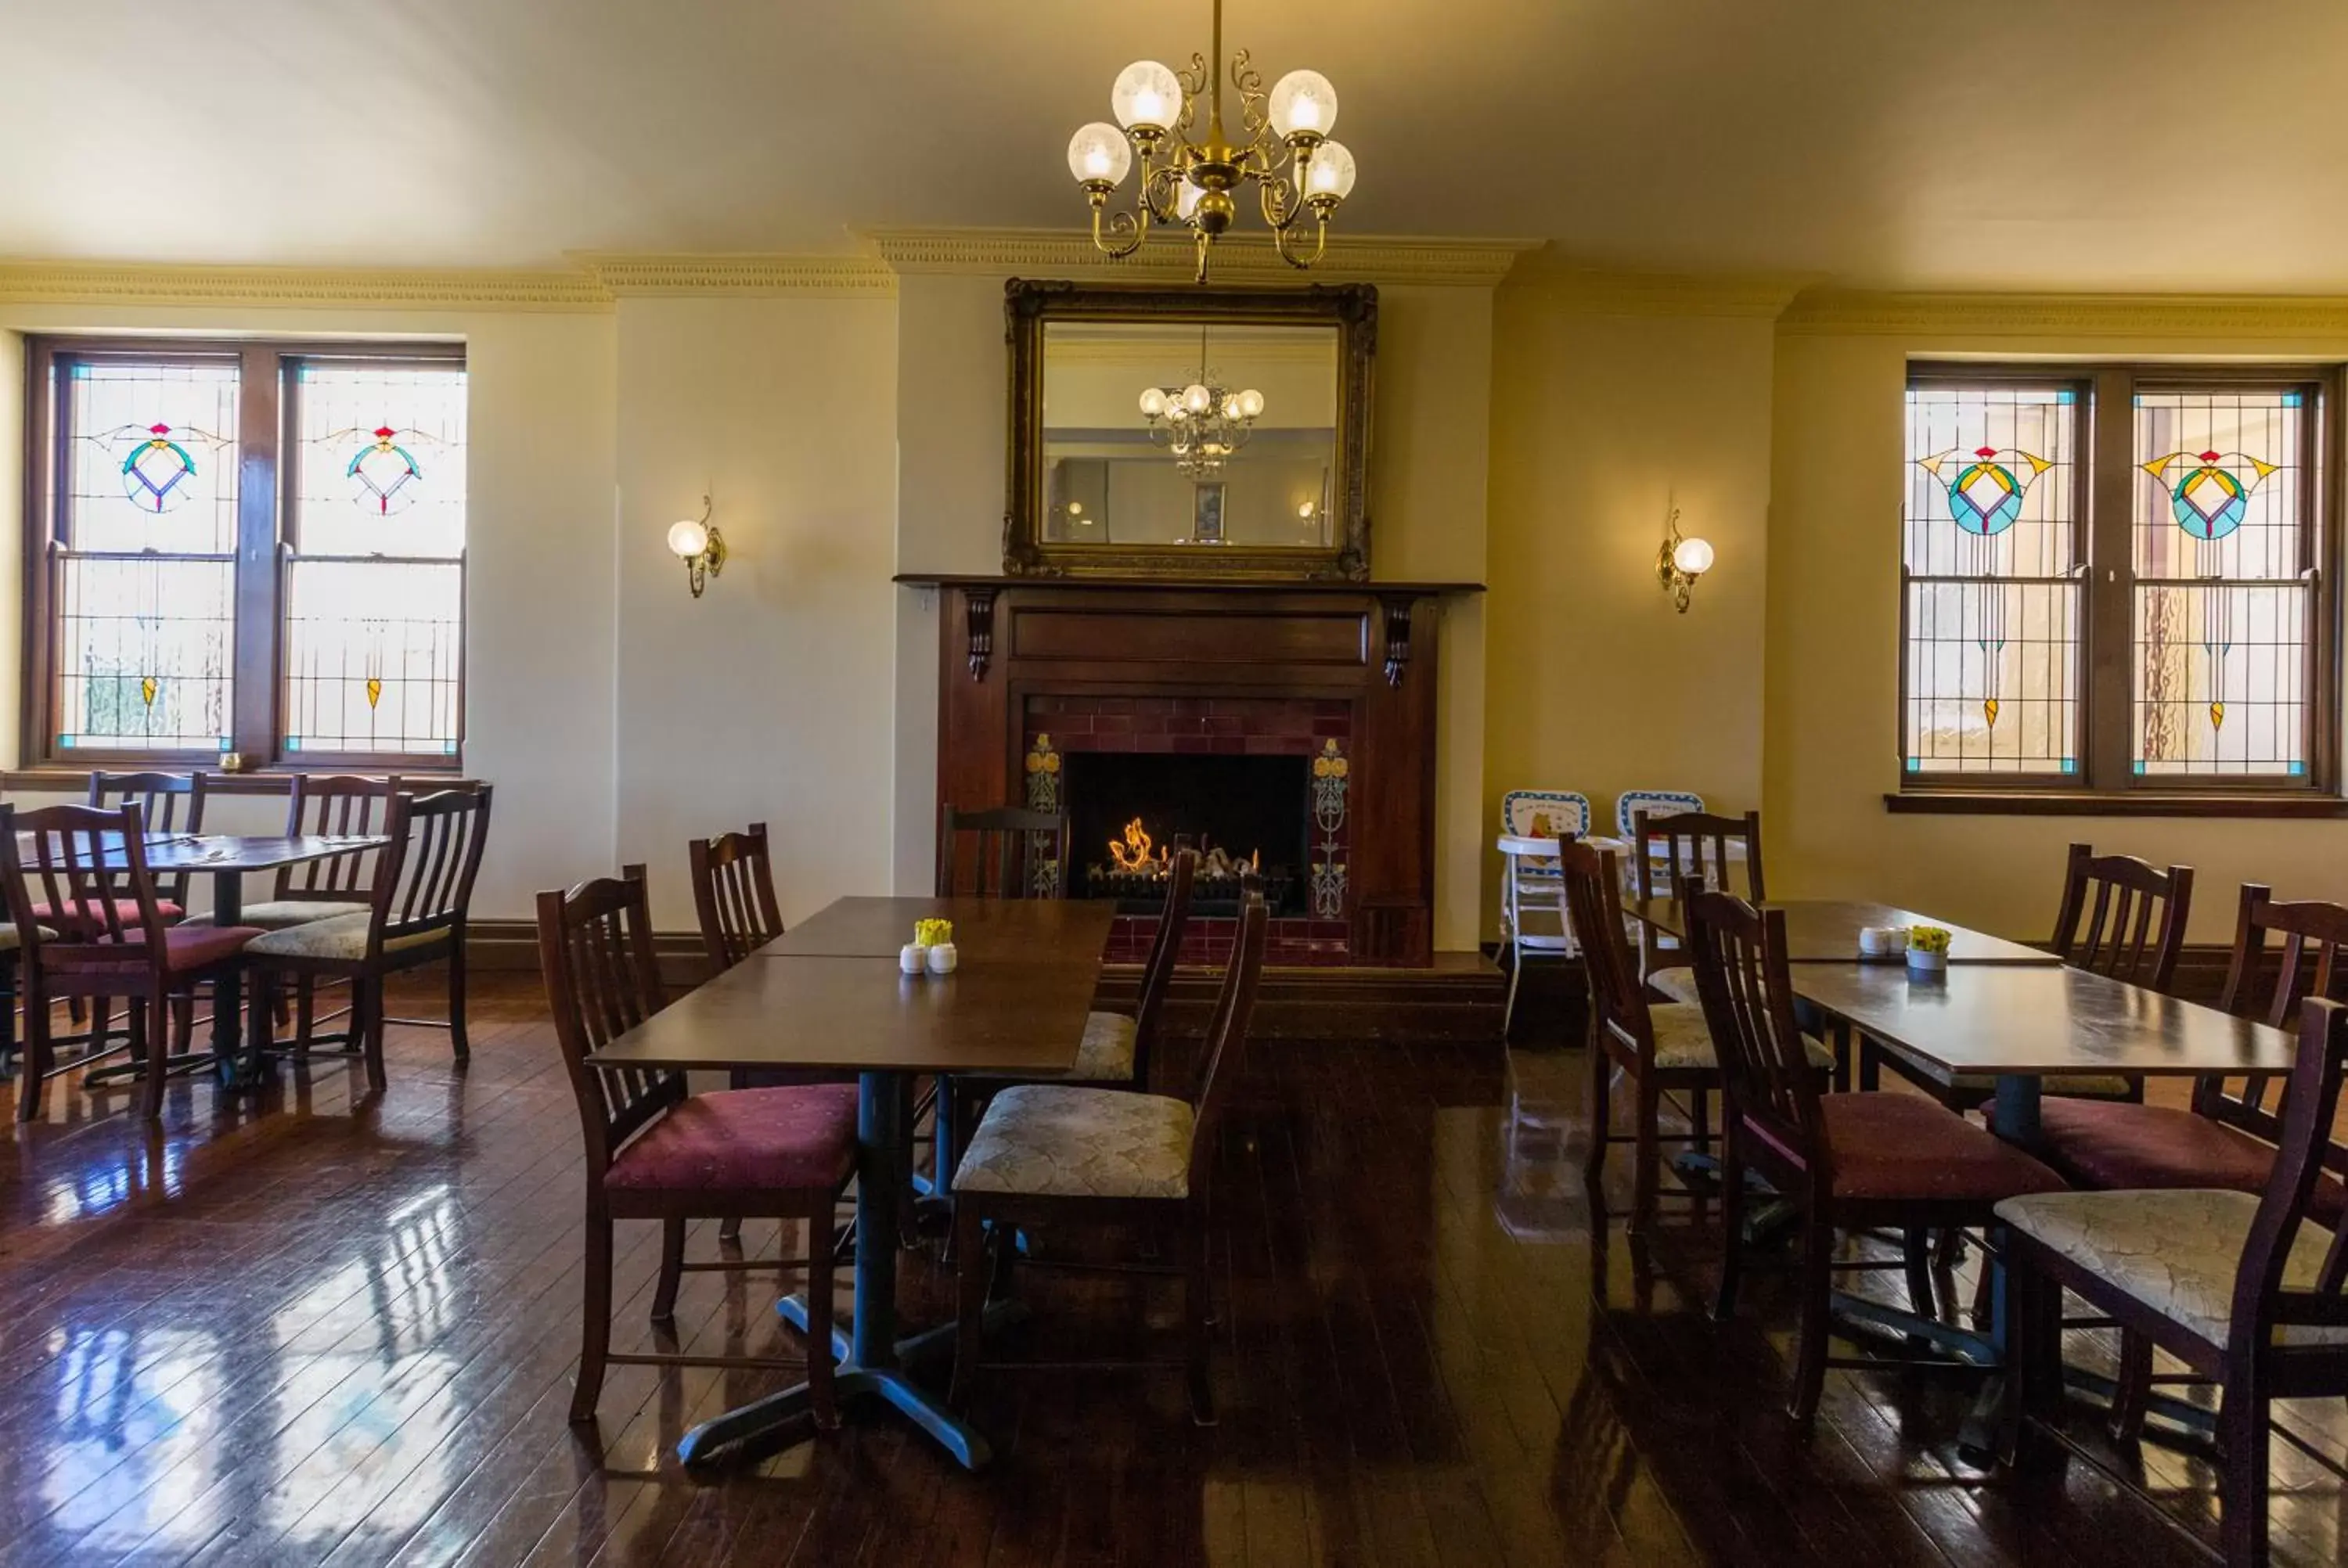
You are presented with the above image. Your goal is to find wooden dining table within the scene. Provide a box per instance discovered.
[27,832,389,1088]
[586,894,1118,1470]
[1628,897,2058,966]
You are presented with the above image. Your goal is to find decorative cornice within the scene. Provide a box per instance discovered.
[1503,261,1806,319]
[0,261,611,312]
[1780,289,2348,340]
[578,253,896,297]
[862,226,1539,287]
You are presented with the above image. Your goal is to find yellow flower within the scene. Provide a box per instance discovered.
[914,918,955,947]
[1907,926,1951,955]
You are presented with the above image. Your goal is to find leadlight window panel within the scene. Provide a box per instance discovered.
[1902,382,2084,775]
[2130,387,2316,778]
[54,358,240,753]
[282,361,466,758]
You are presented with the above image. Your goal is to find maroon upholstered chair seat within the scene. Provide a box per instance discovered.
[31,898,184,928]
[2028,1096,2348,1228]
[606,1082,859,1193]
[51,923,259,974]
[1814,1093,2069,1203]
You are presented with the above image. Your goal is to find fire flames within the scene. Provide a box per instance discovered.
[1104,818,1260,880]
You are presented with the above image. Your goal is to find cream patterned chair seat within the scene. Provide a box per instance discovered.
[968,1009,1137,1084]
[953,1084,1194,1200]
[0,924,55,950]
[1947,1070,2137,1100]
[185,899,370,931]
[1648,966,1701,1007]
[1617,1002,1833,1073]
[1997,1188,2348,1349]
[242,912,442,962]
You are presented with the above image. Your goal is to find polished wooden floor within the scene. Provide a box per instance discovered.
[2,975,2343,1566]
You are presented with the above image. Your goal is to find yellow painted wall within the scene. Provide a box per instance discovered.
[1482,278,1778,937]
[1768,319,2348,942]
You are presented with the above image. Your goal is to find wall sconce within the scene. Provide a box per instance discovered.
[666,494,726,599]
[1655,506,1712,613]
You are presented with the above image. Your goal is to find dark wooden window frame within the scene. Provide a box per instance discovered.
[19,336,467,775]
[1894,361,2344,818]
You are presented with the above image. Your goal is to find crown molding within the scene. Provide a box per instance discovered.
[1502,260,1806,319]
[1780,289,2348,340]
[861,226,1539,287]
[0,260,611,312]
[577,253,896,297]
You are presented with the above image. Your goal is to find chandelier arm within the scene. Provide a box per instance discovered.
[1270,210,1330,271]
[1141,161,1183,225]
[1259,171,1299,234]
[1090,199,1153,261]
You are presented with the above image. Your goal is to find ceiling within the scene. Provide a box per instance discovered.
[8,0,2348,291]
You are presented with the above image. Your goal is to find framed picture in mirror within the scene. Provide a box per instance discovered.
[1005,279,1375,580]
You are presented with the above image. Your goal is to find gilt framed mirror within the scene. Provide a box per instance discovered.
[1004,279,1375,581]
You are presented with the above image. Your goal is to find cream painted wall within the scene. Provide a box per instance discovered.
[1482,281,1777,936]
[1769,324,2348,943]
[0,305,618,921]
[612,295,899,929]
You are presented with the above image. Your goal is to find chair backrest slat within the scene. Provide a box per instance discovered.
[374,787,494,944]
[277,774,412,897]
[2234,997,2348,1348]
[1684,887,1830,1193]
[938,805,1068,900]
[0,800,177,976]
[690,822,784,972]
[2050,843,2192,991]
[88,771,206,904]
[1132,847,1198,1091]
[536,864,683,1171]
[1556,837,1651,1052]
[1185,883,1269,1203]
[1632,809,1763,904]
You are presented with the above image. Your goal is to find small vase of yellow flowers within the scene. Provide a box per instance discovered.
[913,918,957,975]
[1907,925,1950,976]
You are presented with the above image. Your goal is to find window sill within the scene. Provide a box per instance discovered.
[1,766,467,795]
[1886,790,2348,819]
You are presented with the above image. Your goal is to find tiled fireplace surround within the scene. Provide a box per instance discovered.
[1021,694,1354,966]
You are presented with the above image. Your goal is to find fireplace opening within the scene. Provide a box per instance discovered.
[1064,751,1310,916]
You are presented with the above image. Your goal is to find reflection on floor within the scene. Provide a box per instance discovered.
[0,976,2339,1566]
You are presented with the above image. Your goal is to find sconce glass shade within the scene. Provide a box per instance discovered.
[1672,536,1716,576]
[1304,140,1357,201]
[1111,60,1183,132]
[1181,383,1212,415]
[1236,388,1266,419]
[1268,70,1338,138]
[668,518,711,560]
[1067,122,1133,185]
[1138,386,1169,418]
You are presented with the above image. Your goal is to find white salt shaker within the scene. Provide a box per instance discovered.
[900,942,927,975]
[926,940,959,975]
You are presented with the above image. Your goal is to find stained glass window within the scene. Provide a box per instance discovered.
[1902,380,2084,775]
[55,358,240,752]
[2132,388,2312,777]
[281,361,466,758]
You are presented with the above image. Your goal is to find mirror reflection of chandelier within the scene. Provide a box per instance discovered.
[1138,328,1263,478]
[1065,0,1358,283]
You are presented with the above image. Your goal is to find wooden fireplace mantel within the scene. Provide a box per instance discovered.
[917,575,1478,966]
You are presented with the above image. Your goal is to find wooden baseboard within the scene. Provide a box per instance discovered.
[466,919,1506,1044]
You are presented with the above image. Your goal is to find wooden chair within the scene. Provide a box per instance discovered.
[1563,840,1824,1235]
[949,882,1268,1425]
[536,864,857,1427]
[1686,888,2067,1425]
[0,802,261,1122]
[2024,882,2348,1441]
[1886,843,2195,1109]
[239,787,493,1091]
[1633,807,1762,1006]
[79,771,205,1057]
[937,806,1068,899]
[690,821,785,972]
[2000,996,2348,1567]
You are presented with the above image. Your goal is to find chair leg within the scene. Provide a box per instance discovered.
[171,992,195,1058]
[1689,1086,1711,1157]
[805,1203,839,1431]
[16,994,53,1122]
[294,977,315,1057]
[138,998,167,1122]
[358,979,387,1091]
[2108,1329,2154,1445]
[1788,1215,1835,1426]
[718,1216,744,1246]
[949,1203,989,1412]
[1902,1227,1937,1322]
[1500,942,1524,1040]
[1628,1079,1662,1237]
[1185,1215,1216,1426]
[1581,1041,1612,1205]
[446,944,471,1063]
[650,1215,686,1323]
[2217,1376,2270,1567]
[1713,1137,1747,1321]
[570,1210,614,1424]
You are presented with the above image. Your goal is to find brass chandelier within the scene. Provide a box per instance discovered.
[1140,329,1265,478]
[1065,0,1358,283]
